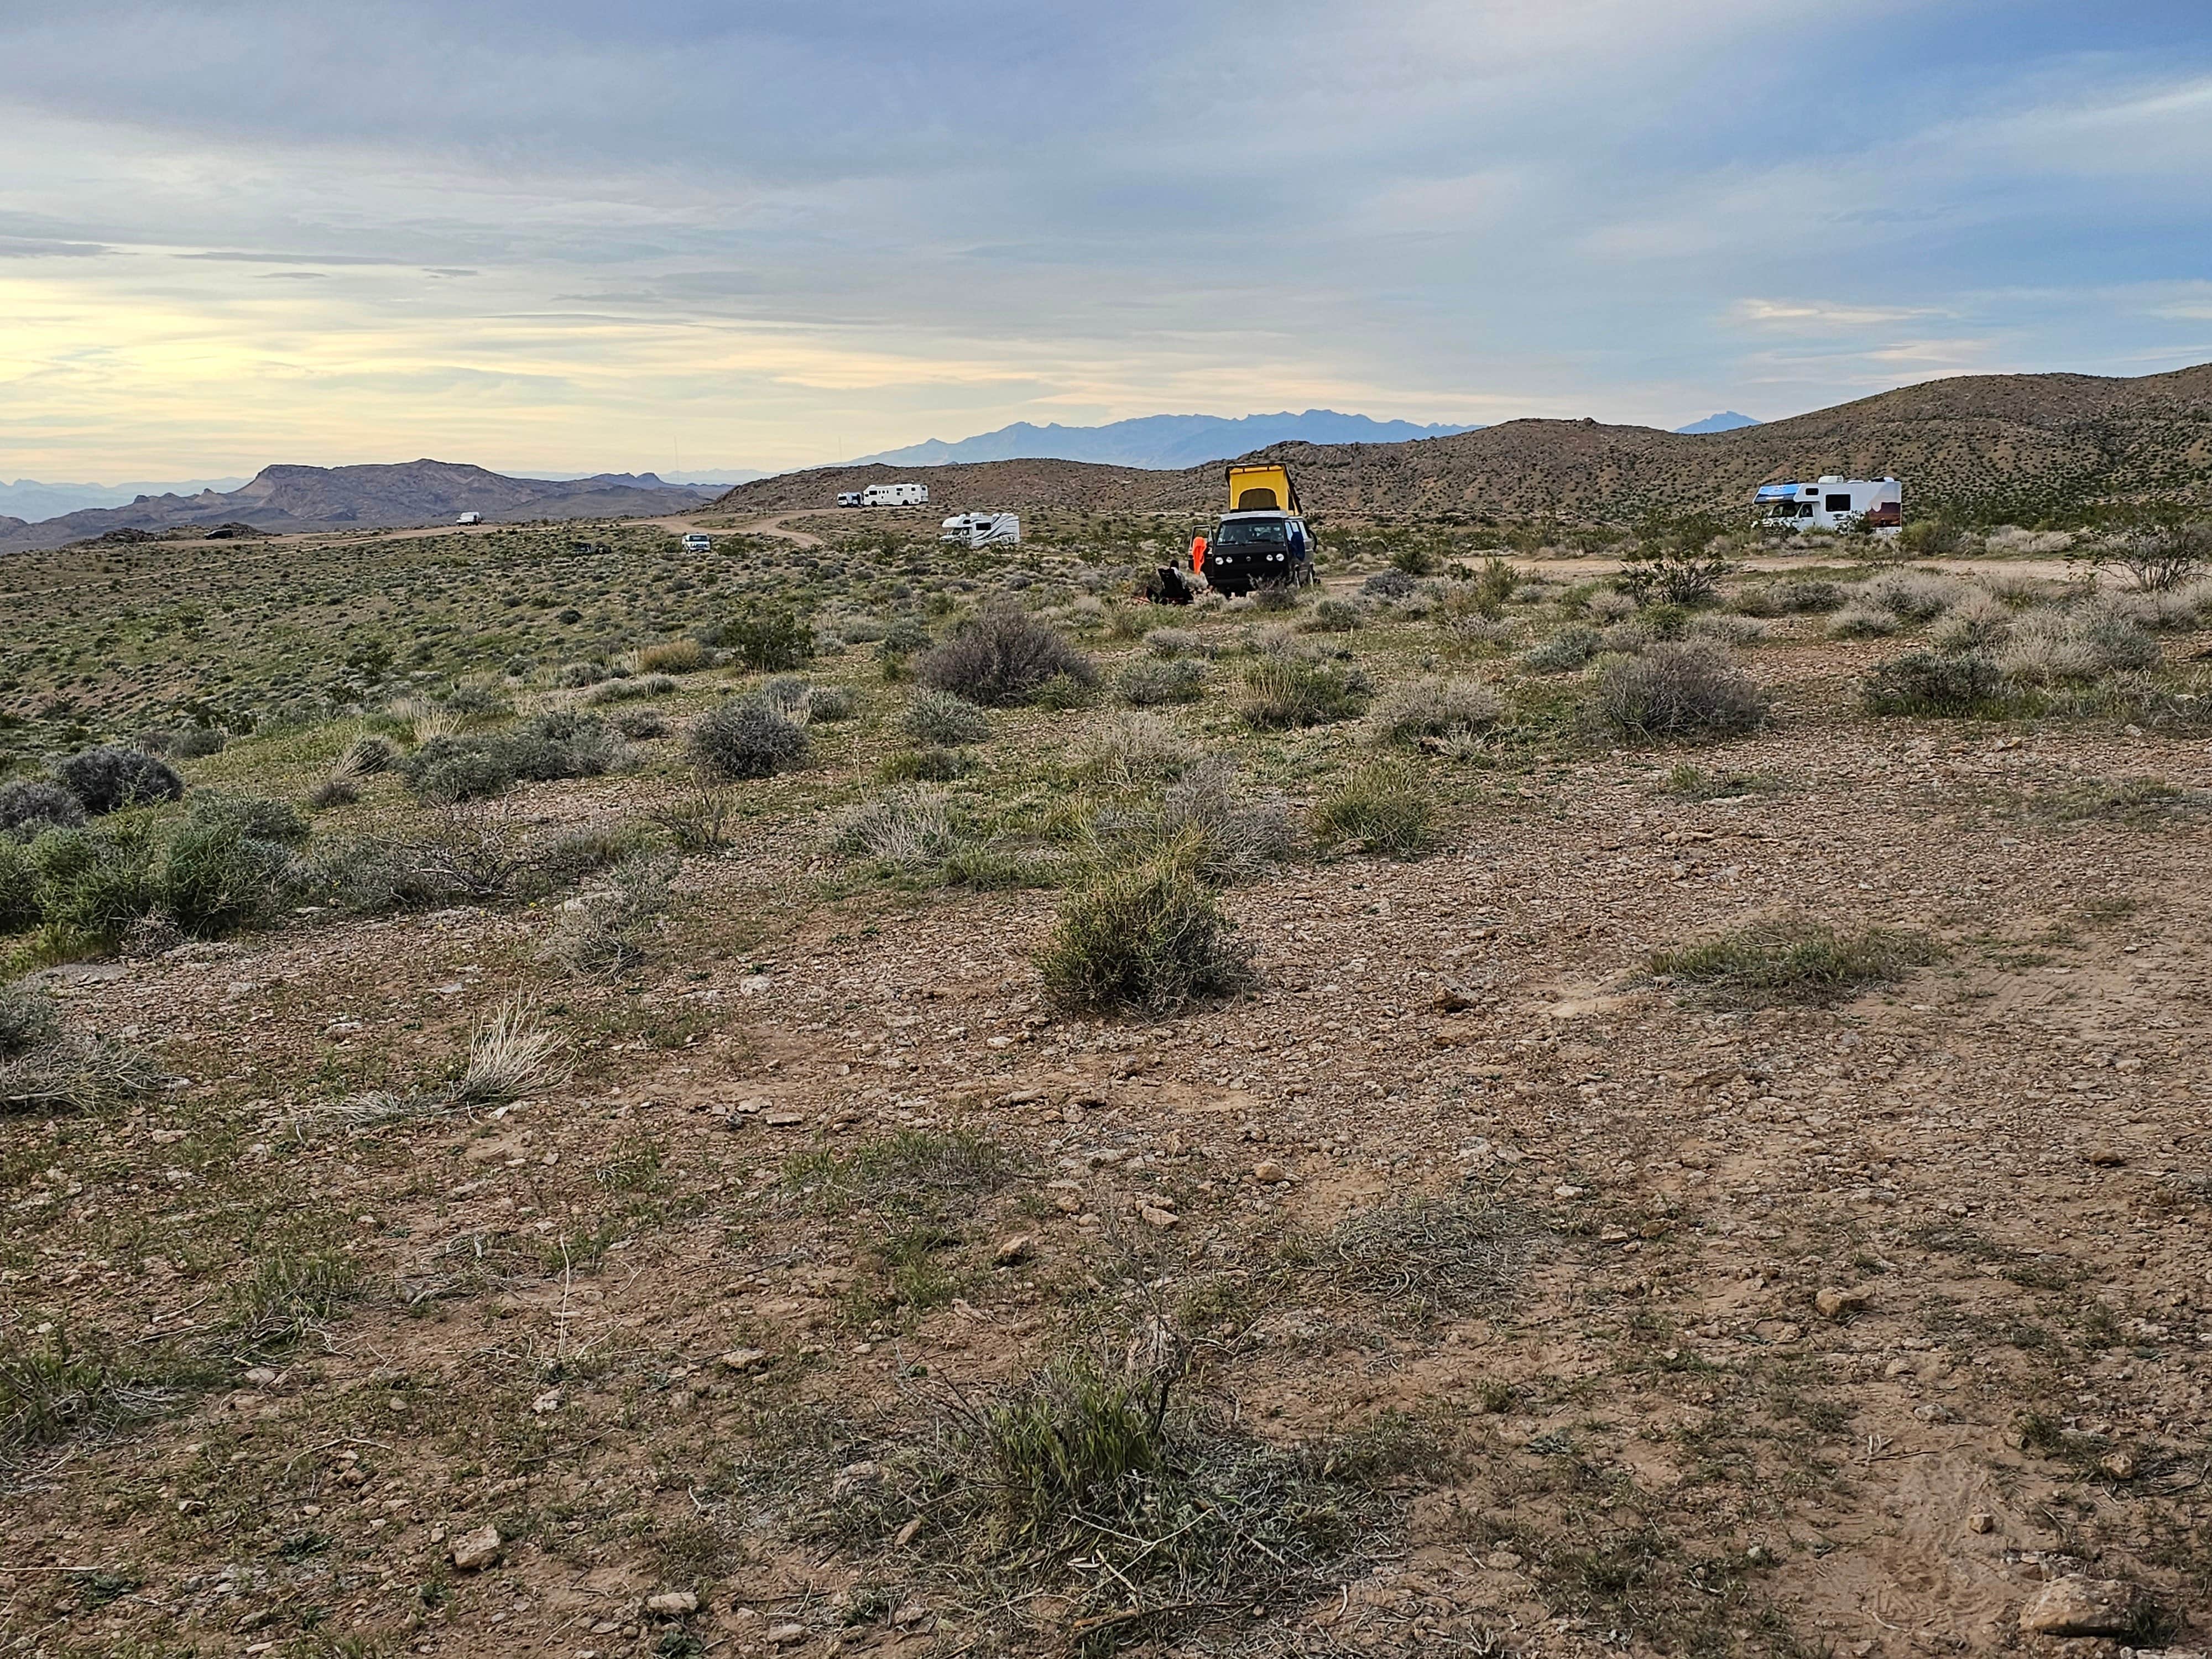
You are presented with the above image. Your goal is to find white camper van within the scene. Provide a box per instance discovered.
[836,492,863,507]
[860,482,928,508]
[1754,476,1902,535]
[455,512,482,526]
[940,512,1020,549]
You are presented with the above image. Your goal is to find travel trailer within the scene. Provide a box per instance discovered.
[1754,476,1902,535]
[860,482,928,507]
[940,512,1020,549]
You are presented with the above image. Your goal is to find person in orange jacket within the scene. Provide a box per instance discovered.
[1190,532,1208,575]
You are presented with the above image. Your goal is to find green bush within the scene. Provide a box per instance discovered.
[0,979,58,1057]
[29,825,160,942]
[1652,915,1942,1004]
[1523,625,1603,672]
[1860,651,2004,716]
[1237,657,1370,728]
[1590,643,1767,740]
[690,697,809,780]
[721,603,814,672]
[401,712,621,802]
[1313,764,1436,858]
[1038,844,1252,1015]
[158,819,298,937]
[1114,656,1207,706]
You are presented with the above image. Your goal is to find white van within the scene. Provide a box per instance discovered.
[860,482,928,507]
[940,512,1020,549]
[456,512,482,525]
[836,492,863,507]
[680,533,712,553]
[1754,476,1902,535]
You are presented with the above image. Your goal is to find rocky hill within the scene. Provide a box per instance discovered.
[713,363,2212,523]
[0,460,716,552]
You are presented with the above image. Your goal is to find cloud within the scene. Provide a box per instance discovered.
[179,251,398,265]
[0,236,113,258]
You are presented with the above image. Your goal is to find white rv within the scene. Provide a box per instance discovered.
[860,482,928,508]
[455,512,482,525]
[1754,476,1902,535]
[940,512,1020,549]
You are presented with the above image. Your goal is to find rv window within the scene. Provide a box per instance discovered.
[1825,494,1851,512]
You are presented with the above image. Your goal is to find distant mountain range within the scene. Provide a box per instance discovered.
[853,410,1482,471]
[0,460,718,552]
[1676,411,1761,434]
[0,476,251,521]
[712,363,2212,521]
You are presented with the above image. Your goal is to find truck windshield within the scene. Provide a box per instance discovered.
[1215,519,1287,547]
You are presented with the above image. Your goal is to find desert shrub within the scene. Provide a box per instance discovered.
[0,842,38,932]
[439,684,510,723]
[400,712,621,803]
[2095,520,2211,592]
[1,1030,163,1115]
[1114,656,1207,706]
[689,697,809,780]
[0,980,59,1057]
[806,684,858,723]
[1929,593,2013,652]
[1522,625,1603,672]
[1590,643,1767,740]
[760,674,813,714]
[1828,603,1900,638]
[1145,628,1206,659]
[1583,589,1639,623]
[1370,676,1502,747]
[1150,759,1298,881]
[185,793,309,847]
[583,672,678,705]
[1251,586,1300,613]
[1682,612,1766,646]
[1652,915,1941,1003]
[833,790,958,870]
[27,825,160,942]
[345,736,397,775]
[54,747,184,816]
[1360,569,1416,600]
[875,616,933,679]
[637,637,709,674]
[0,780,85,840]
[612,708,668,740]
[1238,657,1370,728]
[1733,579,1843,617]
[1302,598,1362,633]
[903,688,992,748]
[1897,518,1966,558]
[554,661,606,688]
[550,853,676,975]
[1030,672,1097,710]
[138,724,228,759]
[157,818,299,937]
[1313,763,1436,857]
[1038,844,1251,1015]
[401,737,516,804]
[916,604,1095,706]
[1075,712,1197,786]
[722,603,814,672]
[536,822,651,881]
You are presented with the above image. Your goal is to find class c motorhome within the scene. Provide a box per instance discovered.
[940,512,1020,549]
[1754,476,1902,535]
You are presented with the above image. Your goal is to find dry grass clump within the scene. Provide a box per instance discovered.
[1651,914,1942,1004]
[1038,841,1253,1015]
[1369,675,1502,747]
[548,853,676,975]
[1860,651,2005,716]
[1329,1193,1535,1319]
[324,994,570,1127]
[782,1126,1013,1218]
[902,688,991,748]
[1995,599,2162,685]
[1590,643,1767,740]
[1075,711,1198,786]
[1928,592,2013,652]
[1312,763,1436,858]
[1860,570,1969,622]
[1827,602,1900,639]
[1151,758,1299,880]
[833,789,957,870]
[1113,655,1207,706]
[1237,656,1370,728]
[0,982,163,1114]
[636,636,709,674]
[1145,627,1208,659]
[1523,624,1604,672]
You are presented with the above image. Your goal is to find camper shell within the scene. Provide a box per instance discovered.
[1205,462,1315,593]
[940,512,1020,549]
[1755,476,1902,535]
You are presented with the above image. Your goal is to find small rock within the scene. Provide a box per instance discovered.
[739,974,774,997]
[894,1516,922,1547]
[1967,1512,1996,1534]
[2098,1448,2138,1481]
[531,1387,563,1415]
[644,1591,700,1618]
[1053,1191,1083,1213]
[1139,1205,1179,1229]
[764,1112,805,1127]
[994,1234,1034,1265]
[1814,1286,1871,1321]
[831,1460,882,1499]
[2019,1574,2140,1637]
[721,1347,769,1373]
[449,1524,503,1571]
[1253,1160,1286,1184]
[766,1624,808,1646]
[1487,1550,1525,1571]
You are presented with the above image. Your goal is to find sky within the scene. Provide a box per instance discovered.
[3,0,2210,480]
